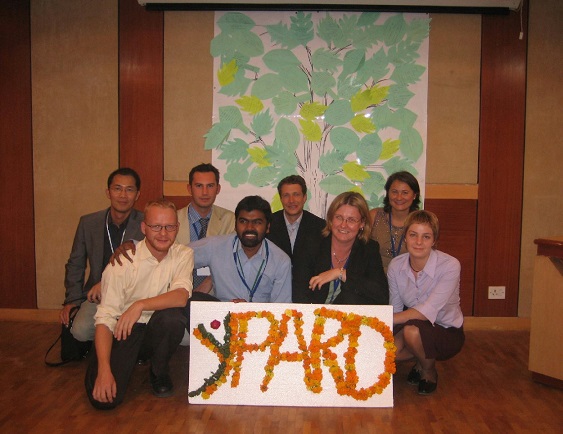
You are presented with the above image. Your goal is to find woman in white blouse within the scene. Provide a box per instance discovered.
[387,210,464,395]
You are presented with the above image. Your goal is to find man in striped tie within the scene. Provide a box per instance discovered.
[175,163,235,294]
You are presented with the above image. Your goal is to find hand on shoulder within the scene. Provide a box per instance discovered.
[109,240,137,266]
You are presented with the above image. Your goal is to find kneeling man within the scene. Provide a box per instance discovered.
[85,199,193,409]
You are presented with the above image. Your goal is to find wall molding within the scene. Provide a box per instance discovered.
[426,183,478,199]
[164,181,479,200]
[0,308,530,331]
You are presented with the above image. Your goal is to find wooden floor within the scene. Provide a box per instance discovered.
[1,320,561,434]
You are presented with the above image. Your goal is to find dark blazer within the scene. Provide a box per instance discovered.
[267,210,326,303]
[294,235,389,305]
[63,208,144,305]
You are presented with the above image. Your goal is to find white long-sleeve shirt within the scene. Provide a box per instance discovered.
[95,239,193,333]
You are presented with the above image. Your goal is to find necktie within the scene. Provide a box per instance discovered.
[193,218,210,289]
[198,218,209,239]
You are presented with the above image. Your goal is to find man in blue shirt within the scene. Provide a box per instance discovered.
[189,195,292,303]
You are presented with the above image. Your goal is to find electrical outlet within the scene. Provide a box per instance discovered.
[488,286,506,299]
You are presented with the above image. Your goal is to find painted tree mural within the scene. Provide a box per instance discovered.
[206,11,430,217]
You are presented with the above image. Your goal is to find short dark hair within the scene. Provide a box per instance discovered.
[277,175,307,196]
[189,163,220,185]
[383,171,421,213]
[107,168,141,190]
[235,195,272,225]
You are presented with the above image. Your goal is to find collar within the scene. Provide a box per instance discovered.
[107,208,130,229]
[401,249,438,278]
[232,235,268,260]
[283,211,303,228]
[136,238,175,263]
[188,204,212,223]
[424,249,438,278]
[134,239,152,261]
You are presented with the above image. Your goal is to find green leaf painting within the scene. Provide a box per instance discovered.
[207,11,429,216]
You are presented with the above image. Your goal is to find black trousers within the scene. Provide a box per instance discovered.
[84,307,186,410]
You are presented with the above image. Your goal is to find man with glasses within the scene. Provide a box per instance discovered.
[111,163,235,303]
[266,175,325,303]
[85,199,192,409]
[59,168,144,360]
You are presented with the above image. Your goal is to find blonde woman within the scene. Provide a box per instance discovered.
[388,210,464,395]
[296,192,388,305]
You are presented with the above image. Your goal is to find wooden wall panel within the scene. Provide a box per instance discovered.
[519,0,563,318]
[426,199,477,316]
[426,13,480,185]
[0,1,36,308]
[32,1,118,309]
[474,2,528,316]
[119,0,164,209]
[164,11,215,180]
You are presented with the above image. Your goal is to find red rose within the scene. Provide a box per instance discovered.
[210,319,221,330]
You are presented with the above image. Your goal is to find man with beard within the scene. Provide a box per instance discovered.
[188,195,292,303]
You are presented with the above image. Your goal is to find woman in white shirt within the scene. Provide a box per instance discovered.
[387,210,464,395]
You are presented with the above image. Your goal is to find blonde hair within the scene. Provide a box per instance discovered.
[144,198,177,217]
[404,210,440,245]
[323,191,372,243]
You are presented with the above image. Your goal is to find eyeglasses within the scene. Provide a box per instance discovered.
[110,185,137,194]
[333,215,362,225]
[145,224,178,232]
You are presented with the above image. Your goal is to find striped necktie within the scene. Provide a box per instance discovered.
[193,218,210,289]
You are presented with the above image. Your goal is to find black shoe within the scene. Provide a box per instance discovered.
[407,365,422,385]
[418,375,438,395]
[150,371,174,398]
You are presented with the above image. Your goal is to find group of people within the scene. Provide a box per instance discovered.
[59,164,464,409]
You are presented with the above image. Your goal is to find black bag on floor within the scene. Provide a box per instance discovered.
[45,306,92,366]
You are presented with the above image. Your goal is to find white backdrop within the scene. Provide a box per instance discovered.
[209,11,429,217]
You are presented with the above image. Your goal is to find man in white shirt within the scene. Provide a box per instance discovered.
[85,199,193,409]
[110,164,234,301]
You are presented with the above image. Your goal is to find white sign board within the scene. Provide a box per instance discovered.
[188,302,395,407]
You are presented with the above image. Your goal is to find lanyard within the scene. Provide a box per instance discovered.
[327,256,349,304]
[232,238,269,302]
[106,210,126,254]
[388,214,404,258]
